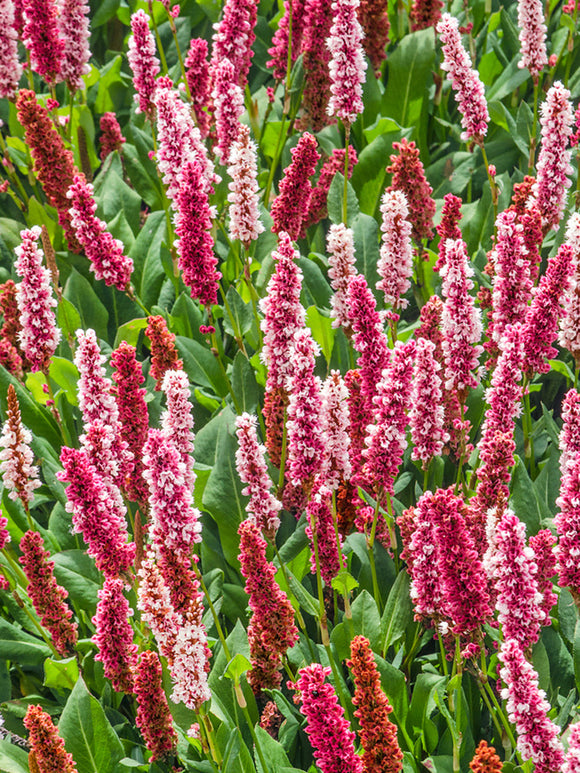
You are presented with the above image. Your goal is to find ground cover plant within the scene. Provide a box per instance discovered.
[1,0,580,770]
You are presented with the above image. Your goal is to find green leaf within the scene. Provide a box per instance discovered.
[44,656,80,692]
[59,677,124,773]
[305,306,335,364]
[222,729,257,773]
[202,410,246,567]
[327,173,360,226]
[92,166,142,235]
[285,567,320,618]
[49,357,79,407]
[0,740,29,773]
[224,286,254,338]
[52,550,101,608]
[64,270,109,340]
[113,317,148,349]
[57,297,82,342]
[223,653,252,683]
[254,726,292,773]
[510,455,550,533]
[331,568,359,596]
[573,619,580,695]
[0,365,61,449]
[351,589,381,651]
[383,28,435,145]
[95,55,123,113]
[352,213,381,291]
[176,336,229,397]
[231,351,260,415]
[381,570,413,653]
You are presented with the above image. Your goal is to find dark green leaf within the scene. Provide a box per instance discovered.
[59,677,124,773]
[176,336,229,397]
[351,589,381,651]
[380,570,413,653]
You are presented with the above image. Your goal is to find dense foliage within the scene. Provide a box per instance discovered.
[1,0,580,771]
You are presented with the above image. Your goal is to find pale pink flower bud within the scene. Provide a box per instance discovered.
[517,0,547,80]
[14,226,60,373]
[326,0,367,124]
[235,412,281,535]
[410,337,448,466]
[127,10,160,118]
[321,370,351,490]
[499,638,565,771]
[377,189,414,310]
[437,13,489,142]
[533,81,574,232]
[0,0,22,98]
[227,124,264,248]
[327,223,357,331]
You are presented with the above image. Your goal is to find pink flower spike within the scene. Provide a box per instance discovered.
[260,232,305,392]
[74,328,119,427]
[14,226,60,374]
[377,190,414,310]
[270,132,320,241]
[154,80,218,201]
[161,368,195,489]
[347,274,391,418]
[299,0,334,132]
[533,81,574,232]
[235,412,281,536]
[99,113,126,160]
[58,0,91,92]
[437,13,489,143]
[127,10,160,118]
[484,507,543,651]
[92,577,138,693]
[430,488,491,638]
[402,497,444,623]
[560,388,580,476]
[185,38,211,137]
[499,638,565,772]
[410,337,448,467]
[210,0,258,90]
[487,210,532,350]
[556,440,580,597]
[321,370,351,490]
[111,342,149,504]
[19,530,78,656]
[563,722,580,773]
[286,328,326,493]
[227,124,264,248]
[327,223,357,332]
[559,213,580,366]
[267,0,306,81]
[239,519,299,692]
[0,0,23,98]
[174,156,221,308]
[292,663,363,773]
[58,447,136,578]
[522,242,573,377]
[306,480,342,585]
[363,338,416,498]
[517,0,547,80]
[134,650,178,762]
[143,428,202,559]
[211,58,244,165]
[22,0,64,85]
[326,0,367,125]
[440,238,483,396]
[0,385,41,507]
[529,529,557,627]
[67,175,134,290]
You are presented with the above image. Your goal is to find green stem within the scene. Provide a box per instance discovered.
[438,633,449,677]
[342,123,350,224]
[148,1,169,75]
[166,13,190,100]
[528,79,539,173]
[480,143,498,231]
[452,637,463,773]
[240,700,268,773]
[522,377,536,478]
[481,676,518,752]
[242,246,264,350]
[196,568,231,660]
[196,713,221,771]
[367,499,382,606]
[0,132,30,206]
[278,411,288,491]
